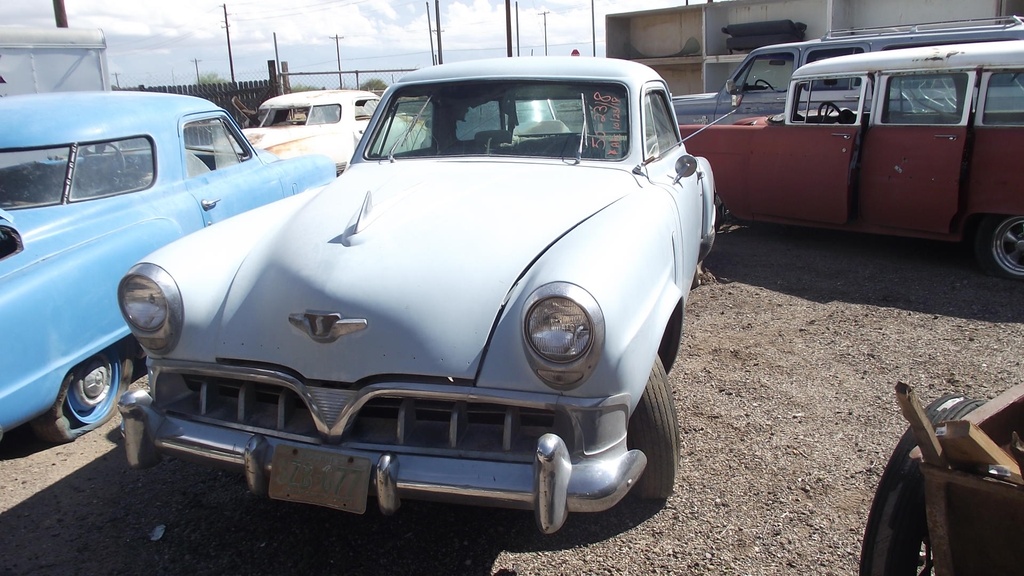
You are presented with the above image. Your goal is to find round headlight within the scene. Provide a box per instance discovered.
[522,283,604,390]
[120,275,168,331]
[118,263,182,354]
[526,297,592,362]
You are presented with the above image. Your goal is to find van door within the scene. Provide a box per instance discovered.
[858,71,974,234]
[746,75,865,224]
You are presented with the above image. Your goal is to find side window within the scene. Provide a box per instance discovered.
[71,137,155,200]
[981,71,1024,125]
[735,52,795,93]
[881,72,970,125]
[643,90,679,159]
[183,117,252,177]
[790,76,863,125]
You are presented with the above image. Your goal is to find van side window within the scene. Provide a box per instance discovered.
[881,72,970,125]
[735,52,794,93]
[981,71,1024,125]
[790,76,862,125]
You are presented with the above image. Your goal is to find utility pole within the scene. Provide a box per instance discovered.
[540,11,550,56]
[434,0,443,65]
[330,34,344,88]
[222,5,236,83]
[52,0,68,27]
[425,3,436,65]
[191,59,201,84]
[591,0,596,57]
[515,2,520,56]
[112,72,121,88]
[504,0,512,57]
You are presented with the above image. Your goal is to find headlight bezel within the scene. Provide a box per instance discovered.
[522,282,604,390]
[118,263,183,355]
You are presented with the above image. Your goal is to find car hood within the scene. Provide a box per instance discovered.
[213,160,639,383]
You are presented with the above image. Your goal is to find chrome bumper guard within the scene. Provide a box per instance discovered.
[119,389,647,534]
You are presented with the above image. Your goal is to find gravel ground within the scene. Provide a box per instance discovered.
[1,222,1022,576]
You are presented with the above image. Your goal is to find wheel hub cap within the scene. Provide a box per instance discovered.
[73,364,111,408]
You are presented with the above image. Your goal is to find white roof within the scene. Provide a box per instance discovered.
[260,89,379,108]
[793,40,1024,78]
[397,57,662,86]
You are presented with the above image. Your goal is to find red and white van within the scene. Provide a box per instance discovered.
[681,40,1024,279]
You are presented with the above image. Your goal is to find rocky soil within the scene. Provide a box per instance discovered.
[2,222,1022,576]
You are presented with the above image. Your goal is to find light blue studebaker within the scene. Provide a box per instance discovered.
[0,91,336,443]
[117,58,717,533]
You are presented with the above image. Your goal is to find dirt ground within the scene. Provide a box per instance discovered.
[1,221,1022,576]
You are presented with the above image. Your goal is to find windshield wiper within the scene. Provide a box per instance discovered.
[387,96,432,162]
[574,93,586,165]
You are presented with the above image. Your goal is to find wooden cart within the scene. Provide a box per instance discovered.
[897,382,1024,576]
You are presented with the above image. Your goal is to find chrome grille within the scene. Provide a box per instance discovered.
[155,366,565,459]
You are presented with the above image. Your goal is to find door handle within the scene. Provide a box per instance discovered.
[831,133,851,139]
[201,198,221,211]
[935,134,958,141]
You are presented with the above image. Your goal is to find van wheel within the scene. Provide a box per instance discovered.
[858,394,984,576]
[974,215,1024,279]
[627,357,680,499]
[29,344,133,443]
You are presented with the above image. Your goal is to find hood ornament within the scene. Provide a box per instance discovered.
[289,311,367,343]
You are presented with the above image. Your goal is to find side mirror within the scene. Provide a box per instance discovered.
[0,222,24,262]
[673,154,699,184]
[725,79,737,95]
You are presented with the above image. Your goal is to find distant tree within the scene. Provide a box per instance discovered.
[198,72,227,85]
[360,78,388,92]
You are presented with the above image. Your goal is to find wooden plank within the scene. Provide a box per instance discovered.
[935,419,1022,477]
[895,382,946,466]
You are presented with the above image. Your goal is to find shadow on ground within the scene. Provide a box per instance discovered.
[703,222,1024,324]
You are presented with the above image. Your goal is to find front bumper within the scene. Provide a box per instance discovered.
[118,366,646,534]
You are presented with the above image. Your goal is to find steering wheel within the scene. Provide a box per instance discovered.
[753,78,774,90]
[82,142,126,172]
[817,101,842,121]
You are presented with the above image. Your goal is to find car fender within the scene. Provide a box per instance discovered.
[476,189,689,410]
[129,189,322,362]
[0,214,191,431]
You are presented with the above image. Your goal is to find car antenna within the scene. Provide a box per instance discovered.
[681,109,737,144]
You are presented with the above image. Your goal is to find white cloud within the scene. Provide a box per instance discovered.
[1,0,685,83]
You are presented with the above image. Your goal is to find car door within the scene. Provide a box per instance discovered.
[182,114,286,225]
[858,70,973,233]
[745,74,867,225]
[643,84,704,285]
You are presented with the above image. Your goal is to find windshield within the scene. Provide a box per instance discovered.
[364,80,629,161]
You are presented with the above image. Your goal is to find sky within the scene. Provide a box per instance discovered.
[1,1,694,87]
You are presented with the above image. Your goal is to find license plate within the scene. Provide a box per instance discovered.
[268,445,371,514]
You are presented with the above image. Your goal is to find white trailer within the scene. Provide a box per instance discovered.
[0,27,109,97]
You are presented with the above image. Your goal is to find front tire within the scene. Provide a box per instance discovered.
[627,356,681,499]
[974,215,1024,279]
[29,343,133,443]
[859,394,984,576]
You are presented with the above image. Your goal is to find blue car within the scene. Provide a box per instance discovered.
[0,91,336,443]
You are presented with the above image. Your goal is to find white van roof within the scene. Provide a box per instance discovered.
[792,39,1024,78]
